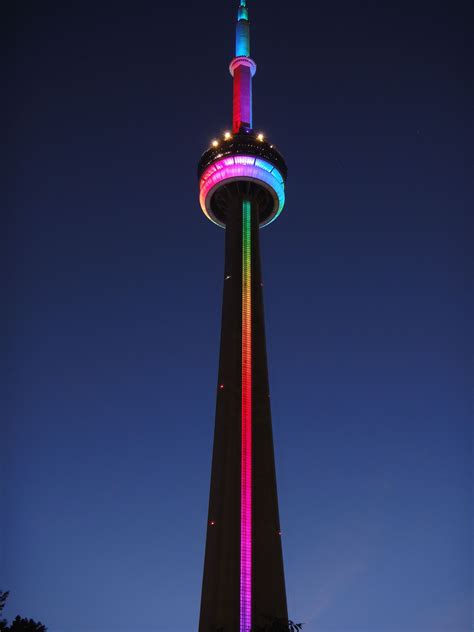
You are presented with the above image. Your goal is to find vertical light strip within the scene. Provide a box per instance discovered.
[240,199,252,632]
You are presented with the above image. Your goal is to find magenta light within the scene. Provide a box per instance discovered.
[199,155,285,229]
[240,198,252,632]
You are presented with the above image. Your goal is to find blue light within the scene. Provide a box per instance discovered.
[236,21,250,57]
[238,6,249,20]
[255,158,274,173]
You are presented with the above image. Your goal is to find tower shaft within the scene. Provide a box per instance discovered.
[199,192,287,631]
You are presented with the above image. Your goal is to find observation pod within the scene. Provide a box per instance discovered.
[198,132,287,228]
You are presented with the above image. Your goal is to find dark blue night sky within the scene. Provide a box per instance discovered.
[3,0,471,630]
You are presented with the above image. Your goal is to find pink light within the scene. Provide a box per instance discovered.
[234,155,256,166]
[199,156,285,229]
[232,64,252,132]
[229,57,257,133]
[240,199,252,632]
[201,163,217,183]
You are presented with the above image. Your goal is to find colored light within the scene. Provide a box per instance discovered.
[234,155,255,166]
[240,198,252,632]
[255,158,273,173]
[199,155,285,228]
[236,20,250,57]
[238,5,249,21]
[231,59,255,132]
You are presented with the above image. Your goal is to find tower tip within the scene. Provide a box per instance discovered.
[238,0,248,21]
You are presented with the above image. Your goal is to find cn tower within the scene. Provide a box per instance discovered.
[198,2,288,630]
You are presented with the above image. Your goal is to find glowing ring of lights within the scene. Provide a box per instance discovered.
[229,56,257,77]
[199,155,285,228]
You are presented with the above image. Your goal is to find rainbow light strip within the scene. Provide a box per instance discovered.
[199,155,285,228]
[240,199,252,632]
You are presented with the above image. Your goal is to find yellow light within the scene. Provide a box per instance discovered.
[257,133,264,141]
[212,140,219,147]
[224,132,231,140]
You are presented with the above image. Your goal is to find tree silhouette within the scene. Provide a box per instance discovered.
[0,591,8,630]
[0,592,46,632]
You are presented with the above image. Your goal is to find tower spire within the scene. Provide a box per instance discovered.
[236,0,250,56]
[230,0,256,132]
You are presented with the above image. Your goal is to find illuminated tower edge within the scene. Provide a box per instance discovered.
[198,2,288,631]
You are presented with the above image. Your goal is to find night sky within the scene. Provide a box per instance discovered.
[3,0,471,630]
